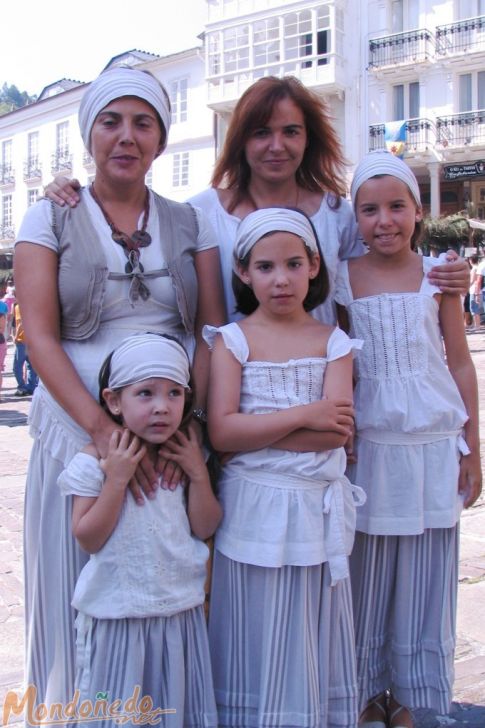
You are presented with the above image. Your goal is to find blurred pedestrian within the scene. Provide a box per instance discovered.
[13,302,38,396]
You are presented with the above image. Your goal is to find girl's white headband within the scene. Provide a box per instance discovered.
[351,151,421,209]
[79,67,171,153]
[108,334,190,390]
[233,208,319,270]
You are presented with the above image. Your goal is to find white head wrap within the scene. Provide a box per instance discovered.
[350,151,421,210]
[78,67,171,152]
[233,208,319,270]
[108,333,190,390]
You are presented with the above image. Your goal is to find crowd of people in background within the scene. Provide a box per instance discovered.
[0,277,39,401]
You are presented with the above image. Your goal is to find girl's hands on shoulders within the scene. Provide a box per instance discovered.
[43,176,81,208]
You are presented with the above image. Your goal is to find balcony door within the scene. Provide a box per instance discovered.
[391,0,419,32]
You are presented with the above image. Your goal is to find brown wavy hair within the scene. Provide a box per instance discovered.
[211,76,348,213]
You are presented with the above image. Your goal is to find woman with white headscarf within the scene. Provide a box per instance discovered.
[14,66,225,711]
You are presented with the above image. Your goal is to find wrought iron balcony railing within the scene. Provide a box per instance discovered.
[51,149,72,174]
[0,165,15,185]
[436,15,485,56]
[369,29,434,69]
[368,118,437,153]
[23,159,42,180]
[436,110,485,147]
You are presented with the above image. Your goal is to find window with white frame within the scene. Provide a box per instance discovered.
[27,188,40,207]
[223,24,250,74]
[56,121,70,156]
[458,0,485,18]
[284,6,330,68]
[254,16,280,68]
[28,131,39,164]
[391,0,419,32]
[2,194,12,228]
[208,33,221,76]
[393,81,420,119]
[459,71,485,111]
[172,152,189,188]
[2,140,12,170]
[171,78,188,123]
[208,7,332,82]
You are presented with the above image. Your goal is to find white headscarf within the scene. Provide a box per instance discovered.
[233,208,319,270]
[351,151,421,210]
[78,67,171,152]
[108,333,190,390]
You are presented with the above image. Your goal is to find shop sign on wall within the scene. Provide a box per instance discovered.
[443,161,485,180]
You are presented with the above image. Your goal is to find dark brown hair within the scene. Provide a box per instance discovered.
[211,76,348,213]
[232,209,330,314]
[98,333,194,428]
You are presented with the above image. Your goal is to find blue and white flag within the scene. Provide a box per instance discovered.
[384,121,406,158]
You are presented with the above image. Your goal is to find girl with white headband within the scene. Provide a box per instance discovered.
[335,151,482,728]
[203,207,365,728]
[14,66,225,713]
[58,332,221,726]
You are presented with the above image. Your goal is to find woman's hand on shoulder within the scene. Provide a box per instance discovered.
[158,424,207,485]
[43,176,81,208]
[427,251,469,295]
[459,451,483,508]
[100,429,146,490]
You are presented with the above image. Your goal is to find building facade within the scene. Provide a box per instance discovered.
[1,0,485,262]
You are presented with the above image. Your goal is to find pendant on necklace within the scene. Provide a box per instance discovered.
[131,230,152,247]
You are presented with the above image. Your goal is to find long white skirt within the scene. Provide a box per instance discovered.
[208,550,358,728]
[350,527,459,713]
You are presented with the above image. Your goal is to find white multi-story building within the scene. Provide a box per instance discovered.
[2,0,485,265]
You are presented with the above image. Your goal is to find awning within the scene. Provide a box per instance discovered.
[468,218,485,231]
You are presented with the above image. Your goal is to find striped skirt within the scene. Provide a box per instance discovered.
[208,550,358,728]
[350,527,459,713]
[74,606,218,728]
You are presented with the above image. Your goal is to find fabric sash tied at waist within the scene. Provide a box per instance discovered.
[221,465,366,585]
[357,428,470,454]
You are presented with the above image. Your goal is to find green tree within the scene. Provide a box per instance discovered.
[0,82,36,115]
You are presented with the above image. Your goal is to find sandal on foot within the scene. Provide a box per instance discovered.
[388,705,414,728]
[358,694,388,728]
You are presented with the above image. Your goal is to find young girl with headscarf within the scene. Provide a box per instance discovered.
[58,333,221,727]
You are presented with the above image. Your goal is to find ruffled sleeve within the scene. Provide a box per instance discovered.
[326,326,363,362]
[333,260,353,307]
[202,322,249,364]
[58,452,104,497]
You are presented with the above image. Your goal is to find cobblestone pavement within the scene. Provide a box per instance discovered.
[0,333,484,727]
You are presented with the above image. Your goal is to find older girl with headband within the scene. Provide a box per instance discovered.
[14,66,224,711]
[204,207,365,727]
[58,333,221,727]
[335,151,482,728]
